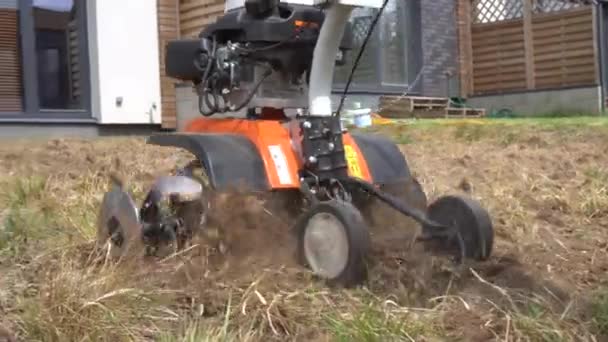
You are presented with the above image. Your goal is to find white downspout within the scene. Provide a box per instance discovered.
[308,2,354,116]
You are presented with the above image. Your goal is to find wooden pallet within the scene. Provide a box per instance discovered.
[378,95,487,119]
[445,107,486,118]
[379,96,450,118]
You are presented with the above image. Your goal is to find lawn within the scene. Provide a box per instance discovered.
[1,117,607,341]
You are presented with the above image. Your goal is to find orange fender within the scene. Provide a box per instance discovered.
[184,117,373,189]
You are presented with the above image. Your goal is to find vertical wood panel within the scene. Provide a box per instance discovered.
[523,0,535,89]
[592,5,600,86]
[157,0,179,129]
[179,0,224,38]
[157,0,225,128]
[0,9,23,112]
[457,0,474,97]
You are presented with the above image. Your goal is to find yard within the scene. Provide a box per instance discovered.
[1,117,607,341]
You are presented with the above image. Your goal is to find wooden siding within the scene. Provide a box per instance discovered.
[157,0,179,129]
[0,9,22,112]
[179,0,224,38]
[156,0,226,128]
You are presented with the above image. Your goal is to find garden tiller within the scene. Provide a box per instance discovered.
[97,0,494,287]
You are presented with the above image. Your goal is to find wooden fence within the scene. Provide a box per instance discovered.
[461,0,599,97]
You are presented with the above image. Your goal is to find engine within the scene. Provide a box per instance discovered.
[164,1,353,116]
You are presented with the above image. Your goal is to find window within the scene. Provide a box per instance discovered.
[34,0,84,110]
[0,0,90,118]
[333,0,417,93]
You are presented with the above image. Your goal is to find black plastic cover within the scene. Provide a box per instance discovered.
[350,133,413,185]
[201,4,353,50]
[147,133,270,191]
[165,39,203,82]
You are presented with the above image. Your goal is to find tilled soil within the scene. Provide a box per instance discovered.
[1,122,607,340]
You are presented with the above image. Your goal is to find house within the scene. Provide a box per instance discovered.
[0,0,163,136]
[0,0,605,137]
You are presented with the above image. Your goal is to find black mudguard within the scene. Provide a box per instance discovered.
[349,133,427,229]
[350,132,413,185]
[147,133,270,191]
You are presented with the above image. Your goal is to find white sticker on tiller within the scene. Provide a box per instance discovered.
[268,145,293,185]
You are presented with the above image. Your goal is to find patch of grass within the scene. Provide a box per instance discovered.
[579,168,608,219]
[453,124,489,142]
[394,132,413,144]
[499,131,522,146]
[525,109,600,118]
[0,176,57,258]
[156,308,261,342]
[512,302,568,342]
[14,257,179,342]
[584,168,608,183]
[2,175,48,209]
[591,289,608,336]
[325,304,438,341]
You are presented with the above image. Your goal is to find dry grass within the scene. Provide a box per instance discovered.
[1,118,608,341]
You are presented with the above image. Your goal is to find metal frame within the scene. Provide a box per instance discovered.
[310,3,354,115]
[332,0,422,95]
[0,0,92,121]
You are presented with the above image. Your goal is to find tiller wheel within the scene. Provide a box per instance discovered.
[290,175,494,287]
[96,175,206,260]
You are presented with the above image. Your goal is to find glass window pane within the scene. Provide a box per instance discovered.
[380,0,407,85]
[33,0,84,110]
[333,0,408,89]
[334,7,380,86]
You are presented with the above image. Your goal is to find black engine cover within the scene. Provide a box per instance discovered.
[164,4,353,83]
[201,4,353,49]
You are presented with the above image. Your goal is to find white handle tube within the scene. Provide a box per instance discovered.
[308,2,354,116]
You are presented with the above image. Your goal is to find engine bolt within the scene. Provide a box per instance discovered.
[303,121,312,129]
[328,142,335,151]
[308,156,317,164]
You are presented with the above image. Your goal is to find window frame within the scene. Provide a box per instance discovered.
[0,0,92,120]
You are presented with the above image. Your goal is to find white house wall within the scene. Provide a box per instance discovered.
[88,0,162,124]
